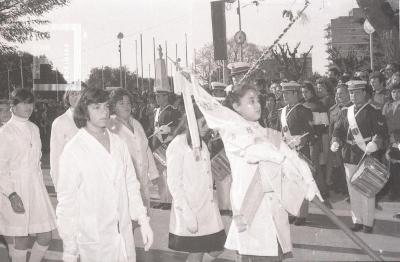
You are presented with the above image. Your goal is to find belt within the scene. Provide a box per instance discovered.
[346,136,372,146]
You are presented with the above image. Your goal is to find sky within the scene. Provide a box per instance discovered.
[20,0,359,83]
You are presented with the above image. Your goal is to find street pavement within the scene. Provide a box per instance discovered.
[1,168,400,261]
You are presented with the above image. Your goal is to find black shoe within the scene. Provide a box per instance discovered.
[351,223,363,232]
[393,213,400,220]
[160,203,172,210]
[363,225,373,234]
[288,216,296,224]
[294,217,306,226]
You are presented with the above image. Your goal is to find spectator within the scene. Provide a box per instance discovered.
[263,93,280,131]
[369,71,391,110]
[0,99,11,126]
[382,83,400,200]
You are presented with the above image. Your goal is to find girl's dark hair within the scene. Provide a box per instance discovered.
[223,84,258,110]
[108,88,133,114]
[11,88,34,106]
[74,87,109,128]
[302,82,317,97]
[174,104,205,149]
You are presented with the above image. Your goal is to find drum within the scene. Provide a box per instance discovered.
[211,149,231,181]
[350,156,389,197]
[153,144,168,167]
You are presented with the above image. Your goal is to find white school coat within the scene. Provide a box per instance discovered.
[50,108,79,190]
[56,129,148,262]
[0,114,56,236]
[222,121,293,256]
[108,115,159,207]
[166,135,224,237]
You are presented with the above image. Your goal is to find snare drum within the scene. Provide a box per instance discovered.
[350,156,389,197]
[211,149,231,181]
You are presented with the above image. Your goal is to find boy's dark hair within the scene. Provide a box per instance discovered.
[74,87,109,128]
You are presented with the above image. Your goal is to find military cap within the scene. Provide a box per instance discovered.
[227,62,251,76]
[281,81,301,92]
[346,80,367,91]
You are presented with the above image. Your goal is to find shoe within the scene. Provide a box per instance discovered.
[288,216,296,224]
[294,217,306,226]
[393,213,400,220]
[160,203,172,210]
[363,225,373,234]
[323,201,333,209]
[350,223,363,232]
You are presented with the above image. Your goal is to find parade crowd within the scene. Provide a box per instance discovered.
[0,60,400,262]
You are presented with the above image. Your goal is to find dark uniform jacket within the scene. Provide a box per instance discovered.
[332,103,388,165]
[279,103,315,158]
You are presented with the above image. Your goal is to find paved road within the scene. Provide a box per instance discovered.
[1,169,400,261]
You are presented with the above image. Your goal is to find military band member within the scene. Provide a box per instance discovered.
[279,81,315,225]
[210,82,227,102]
[331,80,388,233]
[225,62,251,94]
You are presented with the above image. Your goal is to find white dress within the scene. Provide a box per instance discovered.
[0,114,57,236]
[57,129,148,262]
[166,134,226,252]
[50,108,79,190]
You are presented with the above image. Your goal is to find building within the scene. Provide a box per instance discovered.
[330,8,371,59]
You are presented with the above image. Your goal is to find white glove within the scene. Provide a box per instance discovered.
[158,125,171,135]
[365,141,378,154]
[330,142,340,152]
[305,182,323,202]
[287,135,302,149]
[139,219,154,251]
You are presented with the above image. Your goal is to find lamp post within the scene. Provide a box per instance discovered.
[117,32,124,88]
[18,51,24,89]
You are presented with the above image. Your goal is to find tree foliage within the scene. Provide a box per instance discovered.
[0,0,70,54]
[0,52,66,98]
[270,42,313,81]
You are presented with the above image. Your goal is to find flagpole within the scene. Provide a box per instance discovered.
[185,33,188,67]
[165,41,168,77]
[153,37,156,79]
[140,34,144,93]
[135,40,139,91]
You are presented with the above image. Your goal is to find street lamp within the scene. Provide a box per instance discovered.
[117,32,124,88]
[18,51,24,89]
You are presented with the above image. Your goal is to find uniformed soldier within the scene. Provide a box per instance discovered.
[151,50,181,209]
[225,62,251,94]
[327,84,351,194]
[279,81,315,225]
[209,81,232,214]
[210,82,227,102]
[331,80,388,233]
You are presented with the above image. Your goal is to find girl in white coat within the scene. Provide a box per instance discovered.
[192,83,322,262]
[56,88,153,262]
[167,110,226,262]
[108,88,159,215]
[0,88,57,262]
[50,89,80,190]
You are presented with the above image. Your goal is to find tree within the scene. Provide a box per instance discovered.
[86,66,158,94]
[194,39,264,84]
[0,0,70,54]
[0,52,66,98]
[270,42,313,81]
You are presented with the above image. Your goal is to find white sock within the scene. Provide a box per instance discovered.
[12,248,27,262]
[28,242,48,262]
[7,243,15,258]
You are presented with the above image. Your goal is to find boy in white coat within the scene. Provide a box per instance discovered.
[56,88,153,262]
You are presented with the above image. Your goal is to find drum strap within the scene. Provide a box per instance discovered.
[280,103,300,138]
[347,104,368,152]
